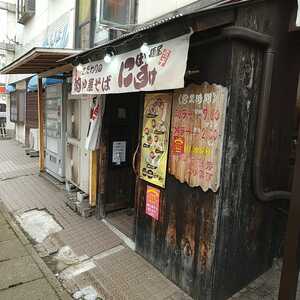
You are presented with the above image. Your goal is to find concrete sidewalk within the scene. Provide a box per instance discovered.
[0,202,71,300]
[0,140,191,300]
[1,139,296,300]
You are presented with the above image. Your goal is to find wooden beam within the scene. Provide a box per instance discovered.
[37,77,45,172]
[191,9,235,32]
[39,63,73,78]
[279,123,300,300]
[89,150,98,207]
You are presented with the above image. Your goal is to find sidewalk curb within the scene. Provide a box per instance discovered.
[0,201,72,300]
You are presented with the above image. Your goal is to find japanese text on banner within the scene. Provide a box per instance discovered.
[72,33,191,95]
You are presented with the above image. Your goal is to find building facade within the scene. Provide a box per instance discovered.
[8,0,75,144]
[1,0,299,299]
[0,0,16,135]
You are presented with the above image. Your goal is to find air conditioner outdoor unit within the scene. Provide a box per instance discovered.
[17,0,35,25]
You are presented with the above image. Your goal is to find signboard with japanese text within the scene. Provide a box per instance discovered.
[168,83,228,192]
[85,96,106,150]
[140,93,172,188]
[145,185,160,221]
[71,32,191,95]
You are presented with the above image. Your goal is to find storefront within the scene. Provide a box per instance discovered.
[0,48,80,175]
[1,0,299,298]
[65,0,299,299]
[0,47,101,210]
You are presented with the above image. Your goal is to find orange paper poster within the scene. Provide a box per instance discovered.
[169,83,228,192]
[145,185,160,221]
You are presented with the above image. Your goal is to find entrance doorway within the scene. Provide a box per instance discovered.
[103,93,141,240]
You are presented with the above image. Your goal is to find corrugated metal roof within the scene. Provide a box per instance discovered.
[0,48,81,75]
[61,0,253,63]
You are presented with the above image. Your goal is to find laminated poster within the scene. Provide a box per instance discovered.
[169,83,228,192]
[140,93,172,188]
[145,185,160,221]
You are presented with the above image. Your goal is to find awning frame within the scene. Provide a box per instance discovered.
[0,47,81,75]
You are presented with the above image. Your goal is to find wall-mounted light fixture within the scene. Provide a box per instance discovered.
[140,43,150,56]
[104,47,116,64]
[76,64,83,72]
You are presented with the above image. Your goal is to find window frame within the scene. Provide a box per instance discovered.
[10,91,26,123]
[99,0,135,30]
[75,0,96,49]
[10,92,18,123]
[17,90,26,124]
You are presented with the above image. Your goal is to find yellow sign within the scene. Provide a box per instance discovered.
[140,93,172,188]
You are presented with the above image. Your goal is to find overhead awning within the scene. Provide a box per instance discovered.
[27,75,63,92]
[0,47,81,75]
[5,84,16,93]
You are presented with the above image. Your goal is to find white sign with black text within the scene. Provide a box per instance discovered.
[72,32,192,95]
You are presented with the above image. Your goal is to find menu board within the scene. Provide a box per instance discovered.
[140,93,172,188]
[169,83,228,192]
[145,185,160,221]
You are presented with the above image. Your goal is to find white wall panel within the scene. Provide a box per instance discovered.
[138,0,198,23]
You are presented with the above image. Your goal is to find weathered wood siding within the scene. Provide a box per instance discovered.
[213,1,299,299]
[135,40,231,299]
[135,1,298,300]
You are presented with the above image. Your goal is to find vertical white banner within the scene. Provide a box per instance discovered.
[85,96,105,150]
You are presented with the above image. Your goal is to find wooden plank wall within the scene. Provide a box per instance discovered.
[135,39,231,299]
[26,91,38,128]
[213,1,299,299]
[135,1,298,299]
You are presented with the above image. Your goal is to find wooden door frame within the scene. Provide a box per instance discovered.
[96,94,145,241]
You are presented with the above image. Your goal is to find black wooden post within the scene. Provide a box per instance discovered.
[279,124,300,300]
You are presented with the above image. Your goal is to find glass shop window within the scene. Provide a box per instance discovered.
[10,93,18,123]
[0,103,6,112]
[17,91,26,123]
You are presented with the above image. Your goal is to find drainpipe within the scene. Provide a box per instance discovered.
[191,26,291,201]
[253,48,291,201]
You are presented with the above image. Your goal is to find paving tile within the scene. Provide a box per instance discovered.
[90,247,192,300]
[0,213,7,226]
[0,140,192,300]
[0,255,42,289]
[0,238,27,261]
[0,278,60,300]
[0,225,16,242]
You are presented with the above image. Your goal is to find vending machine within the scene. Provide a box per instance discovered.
[65,93,91,194]
[44,83,66,182]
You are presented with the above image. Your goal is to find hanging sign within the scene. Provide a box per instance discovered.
[85,96,105,150]
[72,32,191,95]
[168,83,228,192]
[145,185,160,221]
[140,93,172,188]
